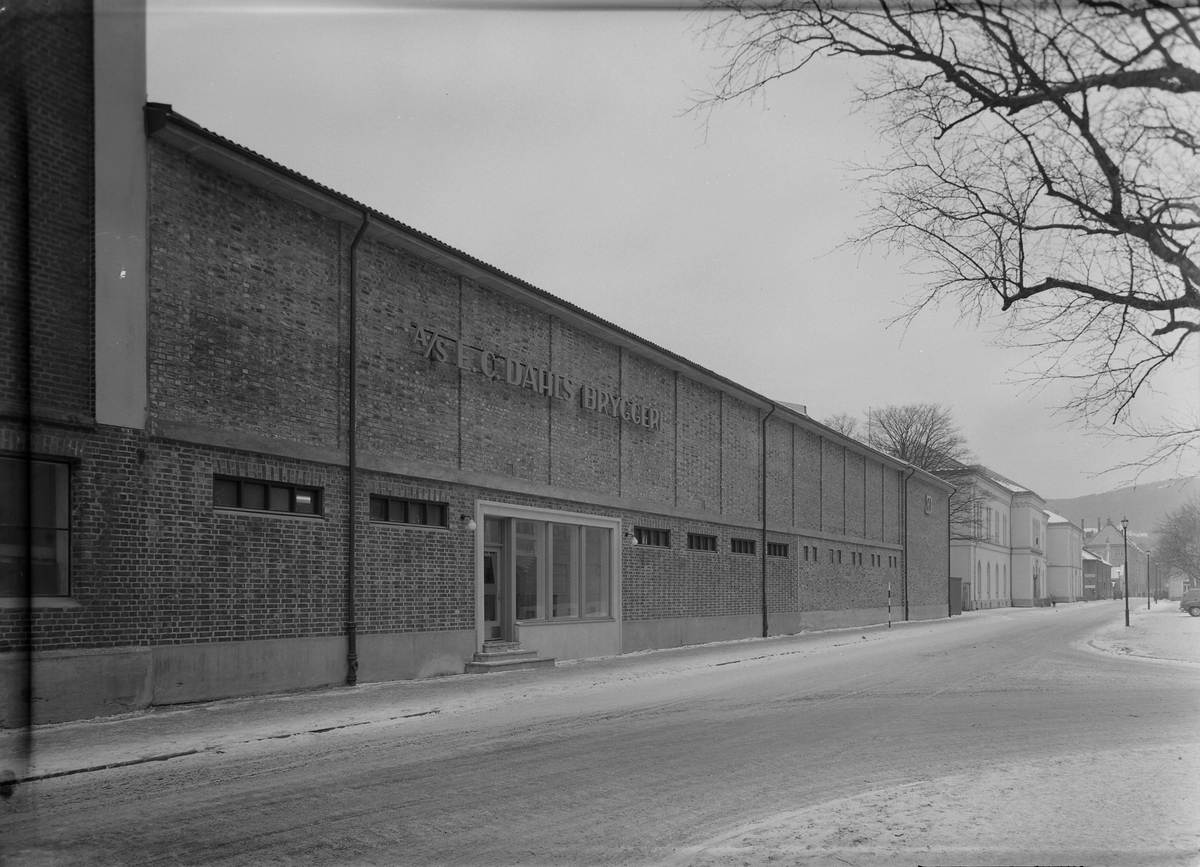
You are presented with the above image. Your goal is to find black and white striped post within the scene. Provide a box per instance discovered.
[888,582,892,629]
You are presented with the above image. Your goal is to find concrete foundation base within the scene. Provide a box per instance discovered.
[357,630,474,683]
[799,608,890,631]
[622,614,761,653]
[1,629,476,726]
[0,646,153,726]
[908,603,948,622]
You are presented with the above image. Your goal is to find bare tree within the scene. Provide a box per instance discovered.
[847,402,983,539]
[1154,494,1200,588]
[699,1,1200,472]
[865,403,971,475]
[822,411,860,438]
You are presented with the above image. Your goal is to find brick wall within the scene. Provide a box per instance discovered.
[549,320,619,495]
[845,450,865,539]
[675,375,720,513]
[0,0,94,426]
[905,475,950,613]
[620,350,674,505]
[3,112,952,658]
[796,535,904,613]
[794,429,822,530]
[149,142,345,448]
[821,440,845,534]
[721,395,760,521]
[764,417,792,528]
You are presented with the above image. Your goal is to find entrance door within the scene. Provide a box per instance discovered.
[483,548,504,640]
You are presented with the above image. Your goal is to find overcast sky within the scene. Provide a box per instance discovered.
[146,1,1199,500]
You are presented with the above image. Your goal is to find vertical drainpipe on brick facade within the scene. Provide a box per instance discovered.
[347,213,371,685]
[946,484,955,616]
[902,466,915,621]
[11,54,35,771]
[761,403,776,638]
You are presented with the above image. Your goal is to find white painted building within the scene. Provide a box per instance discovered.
[1045,511,1084,602]
[949,466,1062,610]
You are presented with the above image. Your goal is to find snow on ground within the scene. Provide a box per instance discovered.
[661,745,1199,867]
[660,601,1200,867]
[1087,598,1200,664]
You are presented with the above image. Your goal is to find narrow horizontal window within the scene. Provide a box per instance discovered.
[731,538,755,555]
[369,495,448,528]
[767,542,788,558]
[633,526,670,548]
[687,533,717,553]
[214,475,322,517]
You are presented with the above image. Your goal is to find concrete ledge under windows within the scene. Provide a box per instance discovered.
[516,619,620,661]
[0,596,83,610]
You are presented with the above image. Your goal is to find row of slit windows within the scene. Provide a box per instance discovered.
[633,527,789,558]
[802,545,898,568]
[0,459,909,600]
[213,476,449,529]
[210,480,896,574]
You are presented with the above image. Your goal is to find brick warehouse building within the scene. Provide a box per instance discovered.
[1,1,952,724]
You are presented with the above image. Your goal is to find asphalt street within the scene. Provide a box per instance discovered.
[1,603,1197,866]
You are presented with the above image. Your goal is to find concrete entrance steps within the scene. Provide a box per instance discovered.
[464,641,555,674]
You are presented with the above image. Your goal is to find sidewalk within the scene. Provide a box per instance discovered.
[0,618,938,784]
[2,602,1194,786]
[1086,597,1200,664]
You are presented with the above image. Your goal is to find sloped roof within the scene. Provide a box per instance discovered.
[950,463,1043,500]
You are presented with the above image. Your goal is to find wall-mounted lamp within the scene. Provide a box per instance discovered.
[460,514,477,532]
[624,531,638,546]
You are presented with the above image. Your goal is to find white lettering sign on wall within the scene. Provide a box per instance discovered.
[411,321,662,432]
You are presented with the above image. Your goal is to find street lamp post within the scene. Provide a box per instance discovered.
[1122,517,1130,627]
[1147,548,1152,610]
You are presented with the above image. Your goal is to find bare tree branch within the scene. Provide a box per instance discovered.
[697,0,1200,471]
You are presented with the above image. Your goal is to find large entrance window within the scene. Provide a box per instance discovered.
[476,503,619,643]
[513,519,611,621]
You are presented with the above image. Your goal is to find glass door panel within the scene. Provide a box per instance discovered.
[551,523,579,618]
[515,520,542,621]
[483,549,501,640]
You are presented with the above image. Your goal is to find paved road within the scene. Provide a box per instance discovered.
[2,604,1197,866]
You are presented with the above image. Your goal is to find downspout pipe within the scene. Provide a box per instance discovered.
[902,466,916,622]
[347,212,370,685]
[947,484,955,617]
[761,402,776,638]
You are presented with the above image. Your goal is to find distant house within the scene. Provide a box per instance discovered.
[1082,549,1113,600]
[1045,511,1084,603]
[1085,520,1149,597]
